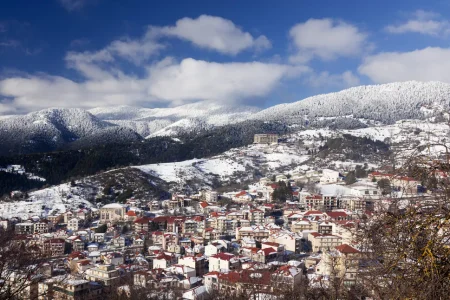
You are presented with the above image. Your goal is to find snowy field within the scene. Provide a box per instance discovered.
[0,183,94,220]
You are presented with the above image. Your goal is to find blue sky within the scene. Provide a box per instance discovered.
[0,0,449,114]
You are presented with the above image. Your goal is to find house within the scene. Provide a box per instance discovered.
[87,243,99,252]
[93,233,105,243]
[326,211,351,222]
[217,270,274,296]
[126,210,138,221]
[103,252,124,265]
[317,221,334,235]
[204,242,225,257]
[69,259,94,274]
[240,247,280,264]
[320,169,340,184]
[168,264,196,278]
[316,244,361,285]
[271,265,304,290]
[178,256,206,276]
[77,209,90,220]
[267,232,302,253]
[153,253,177,269]
[113,236,126,247]
[233,191,253,203]
[182,286,208,300]
[209,253,238,272]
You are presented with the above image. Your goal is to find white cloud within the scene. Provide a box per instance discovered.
[307,70,360,88]
[0,56,302,114]
[0,15,307,114]
[57,0,87,11]
[148,58,307,103]
[153,15,271,55]
[385,10,450,36]
[289,18,368,63]
[358,47,450,83]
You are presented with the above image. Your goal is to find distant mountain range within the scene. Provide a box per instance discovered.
[0,81,449,156]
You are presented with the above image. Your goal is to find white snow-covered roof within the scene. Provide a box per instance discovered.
[101,203,125,209]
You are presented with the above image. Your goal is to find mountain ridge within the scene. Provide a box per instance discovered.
[1,81,450,155]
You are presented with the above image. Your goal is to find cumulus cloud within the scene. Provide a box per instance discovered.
[0,15,310,114]
[306,70,360,88]
[152,15,271,55]
[289,18,368,63]
[148,58,308,103]
[385,10,450,36]
[358,47,450,83]
[0,56,301,114]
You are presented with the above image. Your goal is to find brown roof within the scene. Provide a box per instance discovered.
[335,244,360,254]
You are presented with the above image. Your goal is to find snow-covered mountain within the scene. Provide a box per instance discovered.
[253,81,450,124]
[0,108,140,155]
[89,101,261,137]
[1,81,450,155]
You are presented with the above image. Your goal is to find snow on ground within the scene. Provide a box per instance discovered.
[137,159,203,183]
[0,183,94,220]
[135,142,310,188]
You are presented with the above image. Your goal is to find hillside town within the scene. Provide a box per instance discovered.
[0,133,442,299]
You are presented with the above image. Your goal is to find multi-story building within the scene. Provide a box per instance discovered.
[249,209,264,225]
[308,232,342,252]
[52,278,92,300]
[205,191,218,202]
[253,134,279,144]
[85,264,120,287]
[42,238,65,257]
[99,203,126,223]
[67,218,82,231]
[178,256,206,276]
[15,223,34,235]
[236,226,270,241]
[33,222,49,233]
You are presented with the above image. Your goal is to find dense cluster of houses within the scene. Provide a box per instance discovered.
[0,165,436,299]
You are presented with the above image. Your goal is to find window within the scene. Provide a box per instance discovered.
[373,191,378,195]
[365,191,369,195]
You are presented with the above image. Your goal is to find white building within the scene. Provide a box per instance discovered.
[67,218,82,231]
[205,191,218,203]
[320,169,340,184]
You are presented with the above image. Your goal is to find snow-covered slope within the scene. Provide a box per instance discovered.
[89,102,261,137]
[253,81,450,124]
[148,118,213,138]
[0,108,143,155]
[89,102,260,123]
[135,143,310,191]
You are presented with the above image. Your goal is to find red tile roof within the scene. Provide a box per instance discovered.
[335,244,360,254]
[211,253,235,261]
[127,210,137,216]
[326,211,348,219]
